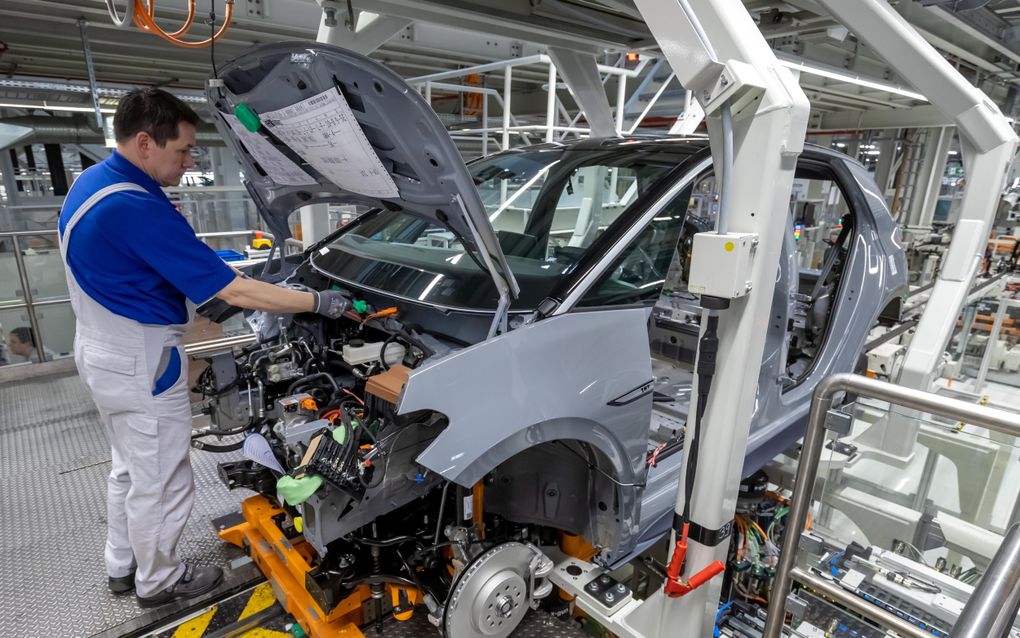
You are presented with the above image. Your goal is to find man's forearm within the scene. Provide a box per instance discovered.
[215,276,316,313]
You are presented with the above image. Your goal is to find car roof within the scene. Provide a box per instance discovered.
[499,135,859,168]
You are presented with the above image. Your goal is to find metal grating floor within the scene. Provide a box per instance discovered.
[0,371,596,638]
[0,371,256,638]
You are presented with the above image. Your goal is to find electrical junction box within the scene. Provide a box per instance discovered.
[687,232,758,299]
[867,342,905,379]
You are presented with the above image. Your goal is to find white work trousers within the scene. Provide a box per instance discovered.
[82,344,194,597]
[61,182,195,597]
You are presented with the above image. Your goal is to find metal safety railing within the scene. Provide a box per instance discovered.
[0,229,64,364]
[406,53,664,156]
[763,373,1020,638]
[955,521,1020,638]
[0,227,298,368]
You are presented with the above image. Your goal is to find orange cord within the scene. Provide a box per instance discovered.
[143,0,195,37]
[766,490,812,530]
[132,0,233,48]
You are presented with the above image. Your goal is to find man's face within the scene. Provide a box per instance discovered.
[138,121,197,187]
[9,334,29,357]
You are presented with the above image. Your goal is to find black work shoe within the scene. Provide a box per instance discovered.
[136,564,224,608]
[108,570,136,595]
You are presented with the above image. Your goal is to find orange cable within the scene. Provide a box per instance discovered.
[132,0,233,48]
[143,0,195,37]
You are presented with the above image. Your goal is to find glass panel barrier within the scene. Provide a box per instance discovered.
[34,302,74,361]
[21,233,68,302]
[0,306,35,366]
[0,236,25,306]
[786,396,1020,637]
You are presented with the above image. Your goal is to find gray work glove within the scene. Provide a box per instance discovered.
[311,289,351,319]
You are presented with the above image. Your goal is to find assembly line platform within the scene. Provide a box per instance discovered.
[0,370,259,637]
[0,370,591,638]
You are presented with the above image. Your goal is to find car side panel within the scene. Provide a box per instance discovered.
[742,155,908,473]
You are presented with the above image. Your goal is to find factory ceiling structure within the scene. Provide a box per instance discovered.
[5,2,1020,638]
[1,0,1020,130]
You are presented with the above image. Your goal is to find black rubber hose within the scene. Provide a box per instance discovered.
[191,438,244,453]
[341,574,417,589]
[349,535,424,548]
[287,372,338,395]
[191,424,248,439]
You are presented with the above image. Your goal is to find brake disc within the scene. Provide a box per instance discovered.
[443,542,538,638]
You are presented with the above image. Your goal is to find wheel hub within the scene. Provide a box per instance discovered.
[443,542,546,638]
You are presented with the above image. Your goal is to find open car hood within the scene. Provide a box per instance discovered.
[208,42,519,299]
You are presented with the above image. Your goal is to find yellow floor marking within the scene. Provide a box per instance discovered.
[238,582,277,621]
[171,606,217,637]
[239,629,291,637]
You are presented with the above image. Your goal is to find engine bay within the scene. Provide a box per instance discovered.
[193,297,563,630]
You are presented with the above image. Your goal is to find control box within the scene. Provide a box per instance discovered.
[687,232,758,299]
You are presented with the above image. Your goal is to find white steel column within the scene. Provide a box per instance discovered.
[872,130,901,198]
[816,0,1017,458]
[615,75,626,136]
[502,68,513,152]
[481,97,489,157]
[0,150,18,208]
[210,147,247,231]
[300,204,331,249]
[669,90,707,135]
[975,300,1007,394]
[548,47,617,137]
[906,126,953,228]
[546,63,558,143]
[622,1,809,636]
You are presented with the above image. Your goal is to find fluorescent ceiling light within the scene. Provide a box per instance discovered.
[776,56,926,102]
[0,101,116,114]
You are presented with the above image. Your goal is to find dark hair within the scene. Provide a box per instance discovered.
[10,326,34,348]
[114,88,201,147]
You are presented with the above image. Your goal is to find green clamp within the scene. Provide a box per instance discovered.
[234,103,261,133]
[352,299,368,314]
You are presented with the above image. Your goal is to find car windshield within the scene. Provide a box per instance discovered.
[311,147,686,310]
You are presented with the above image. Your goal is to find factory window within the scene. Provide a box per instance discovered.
[790,176,851,271]
[785,169,856,384]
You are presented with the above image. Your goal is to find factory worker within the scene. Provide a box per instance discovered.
[59,88,349,607]
[8,326,55,362]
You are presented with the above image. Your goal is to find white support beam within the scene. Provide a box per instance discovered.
[299,204,332,248]
[547,47,617,137]
[668,90,706,135]
[348,0,645,53]
[620,1,810,636]
[872,130,901,196]
[813,0,1017,459]
[812,104,955,131]
[908,126,953,229]
[315,5,410,54]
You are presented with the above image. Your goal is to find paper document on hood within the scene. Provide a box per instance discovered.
[260,88,399,198]
[222,113,317,186]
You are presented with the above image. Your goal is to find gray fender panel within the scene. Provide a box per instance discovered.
[399,307,654,557]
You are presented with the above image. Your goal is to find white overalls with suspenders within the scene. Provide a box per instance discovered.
[60,182,196,598]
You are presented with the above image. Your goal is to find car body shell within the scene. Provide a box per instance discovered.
[208,42,907,566]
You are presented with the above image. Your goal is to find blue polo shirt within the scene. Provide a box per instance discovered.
[59,151,236,325]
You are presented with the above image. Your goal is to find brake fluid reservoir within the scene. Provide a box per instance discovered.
[342,341,406,366]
